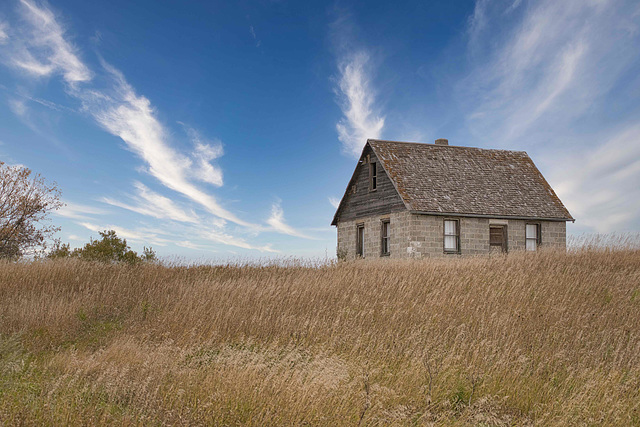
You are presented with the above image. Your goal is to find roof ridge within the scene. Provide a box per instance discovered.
[367,139,527,154]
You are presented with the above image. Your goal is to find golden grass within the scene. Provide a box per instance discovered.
[1,247,640,425]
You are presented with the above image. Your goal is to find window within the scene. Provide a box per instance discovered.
[356,223,365,257]
[381,220,390,256]
[490,226,508,253]
[444,219,459,253]
[369,162,377,191]
[526,223,541,251]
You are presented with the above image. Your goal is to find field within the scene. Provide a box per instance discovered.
[1,246,640,425]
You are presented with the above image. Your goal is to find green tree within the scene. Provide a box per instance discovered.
[47,240,72,259]
[77,230,155,264]
[48,230,157,264]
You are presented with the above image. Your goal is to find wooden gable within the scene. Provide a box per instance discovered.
[331,143,407,226]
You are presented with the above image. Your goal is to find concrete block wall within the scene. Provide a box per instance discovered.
[505,219,567,251]
[336,211,412,261]
[336,212,567,260]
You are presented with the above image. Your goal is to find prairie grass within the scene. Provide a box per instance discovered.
[1,246,640,425]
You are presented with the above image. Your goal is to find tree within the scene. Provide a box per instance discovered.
[48,230,157,264]
[47,240,72,259]
[0,162,63,259]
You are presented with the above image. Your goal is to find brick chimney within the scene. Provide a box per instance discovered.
[435,138,449,146]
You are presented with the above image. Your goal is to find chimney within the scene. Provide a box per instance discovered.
[435,138,449,146]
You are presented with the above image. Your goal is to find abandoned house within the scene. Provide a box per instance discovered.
[331,139,574,260]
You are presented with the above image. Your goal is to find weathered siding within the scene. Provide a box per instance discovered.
[334,145,406,224]
[337,213,566,260]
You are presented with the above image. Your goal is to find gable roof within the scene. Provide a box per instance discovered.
[332,139,573,225]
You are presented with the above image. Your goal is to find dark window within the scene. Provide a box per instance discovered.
[369,162,377,191]
[444,219,460,253]
[381,220,390,256]
[526,223,541,251]
[356,223,364,258]
[490,226,508,253]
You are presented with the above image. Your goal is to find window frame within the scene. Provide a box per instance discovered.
[356,223,365,258]
[380,219,390,257]
[525,223,541,251]
[443,219,460,254]
[369,162,377,192]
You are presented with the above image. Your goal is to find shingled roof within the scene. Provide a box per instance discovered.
[334,139,573,224]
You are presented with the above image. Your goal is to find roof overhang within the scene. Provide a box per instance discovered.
[410,210,575,222]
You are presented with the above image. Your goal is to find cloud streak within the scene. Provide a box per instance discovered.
[79,63,254,227]
[335,51,385,158]
[9,0,91,83]
[2,0,311,252]
[102,182,199,224]
[266,201,314,240]
[55,202,108,220]
[461,0,640,232]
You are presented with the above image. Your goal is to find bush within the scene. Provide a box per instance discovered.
[48,230,156,264]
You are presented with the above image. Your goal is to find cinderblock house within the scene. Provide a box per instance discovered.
[331,139,574,260]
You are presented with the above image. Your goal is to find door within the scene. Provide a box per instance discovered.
[490,226,507,254]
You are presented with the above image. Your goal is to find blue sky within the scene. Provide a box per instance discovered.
[1,0,639,259]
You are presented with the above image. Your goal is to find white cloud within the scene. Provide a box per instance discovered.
[55,202,107,220]
[102,182,199,223]
[266,201,314,239]
[78,62,254,227]
[8,98,27,117]
[201,228,278,253]
[328,197,340,209]
[9,0,91,83]
[78,221,171,246]
[461,0,636,144]
[552,124,640,232]
[335,51,385,158]
[460,0,640,233]
[249,25,261,48]
[2,0,307,252]
[0,20,8,44]
[184,126,224,187]
[175,240,204,250]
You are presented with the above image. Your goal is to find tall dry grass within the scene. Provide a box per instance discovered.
[1,247,640,425]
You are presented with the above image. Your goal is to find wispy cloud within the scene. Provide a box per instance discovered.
[55,202,107,220]
[8,98,27,116]
[461,0,637,144]
[2,0,305,253]
[249,25,261,48]
[266,200,314,239]
[78,221,171,246]
[552,124,640,232]
[183,125,224,187]
[0,20,8,44]
[328,197,340,209]
[78,62,254,227]
[461,0,640,232]
[335,51,385,158]
[102,182,199,224]
[9,0,91,83]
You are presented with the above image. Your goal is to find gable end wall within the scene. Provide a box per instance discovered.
[334,145,406,224]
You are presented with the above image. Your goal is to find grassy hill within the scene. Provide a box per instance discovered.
[1,248,639,425]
